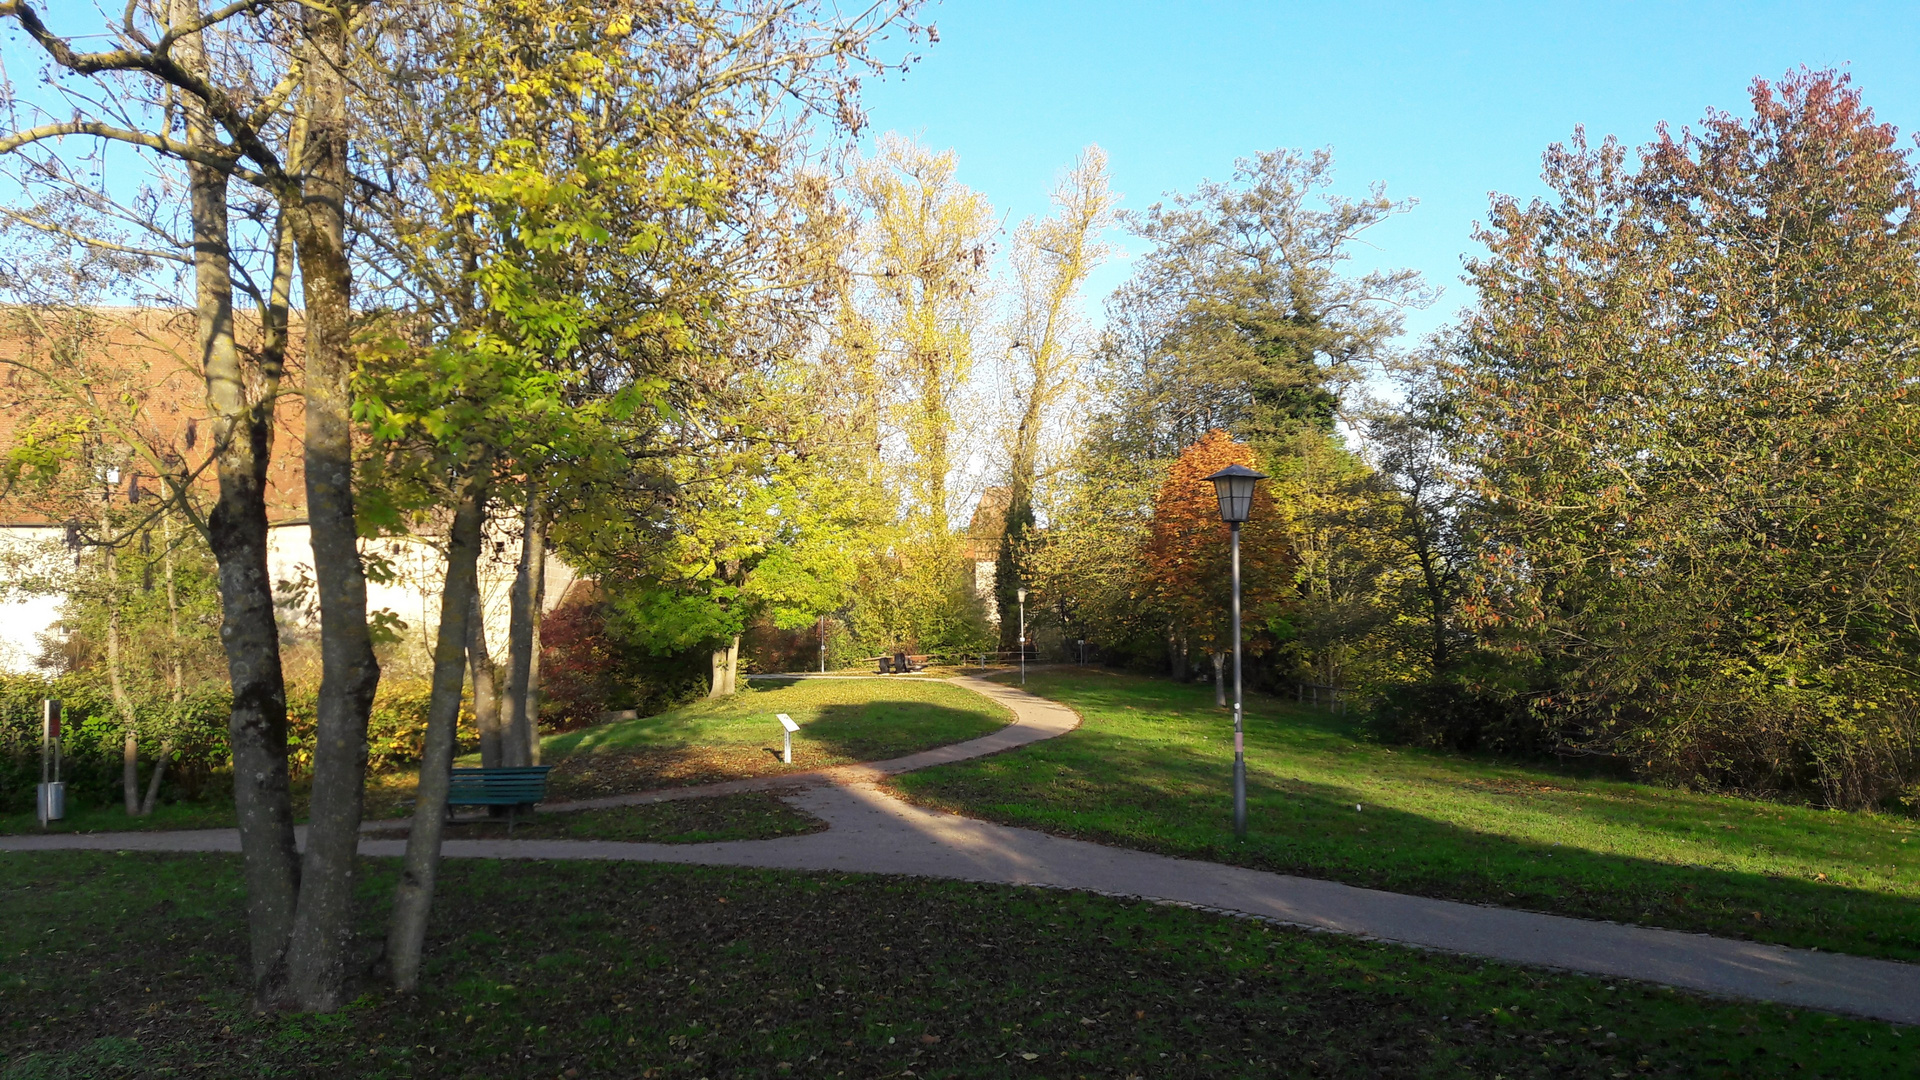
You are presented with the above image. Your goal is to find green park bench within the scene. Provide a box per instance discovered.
[446,765,552,836]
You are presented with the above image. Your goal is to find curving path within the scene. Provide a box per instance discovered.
[6,674,1918,1025]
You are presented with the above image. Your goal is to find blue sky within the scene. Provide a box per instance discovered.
[856,0,1920,342]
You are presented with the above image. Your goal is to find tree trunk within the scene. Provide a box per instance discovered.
[386,476,487,992]
[280,10,381,1012]
[165,510,184,700]
[112,609,139,817]
[101,498,142,816]
[709,636,739,697]
[140,741,172,817]
[526,535,546,765]
[181,1,300,996]
[142,512,183,816]
[503,483,543,767]
[468,589,502,769]
[1212,651,1226,708]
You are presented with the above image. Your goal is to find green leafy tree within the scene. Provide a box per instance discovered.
[352,0,923,989]
[609,438,866,692]
[1446,69,1920,806]
[1041,149,1426,681]
[1097,148,1427,461]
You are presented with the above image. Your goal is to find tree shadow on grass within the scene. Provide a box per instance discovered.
[544,702,1006,799]
[1235,773,1920,962]
[895,692,1920,963]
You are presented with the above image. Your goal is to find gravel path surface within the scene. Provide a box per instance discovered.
[7,673,1916,1024]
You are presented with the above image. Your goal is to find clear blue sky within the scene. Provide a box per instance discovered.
[856,0,1920,342]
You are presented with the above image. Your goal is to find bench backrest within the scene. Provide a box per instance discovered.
[448,765,551,804]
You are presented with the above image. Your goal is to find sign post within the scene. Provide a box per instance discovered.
[777,713,799,764]
[37,698,64,827]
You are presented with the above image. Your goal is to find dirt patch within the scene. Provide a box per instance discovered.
[543,743,832,799]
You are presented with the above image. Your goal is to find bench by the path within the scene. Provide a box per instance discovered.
[446,765,552,835]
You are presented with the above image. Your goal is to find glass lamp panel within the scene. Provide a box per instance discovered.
[1204,464,1267,523]
[1211,477,1251,522]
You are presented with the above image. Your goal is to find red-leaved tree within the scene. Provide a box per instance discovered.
[1141,430,1293,703]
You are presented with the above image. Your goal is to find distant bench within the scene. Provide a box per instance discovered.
[866,653,931,674]
[447,765,552,835]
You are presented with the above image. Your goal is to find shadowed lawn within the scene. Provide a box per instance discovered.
[365,791,827,844]
[0,798,238,836]
[0,778,419,835]
[0,677,1010,834]
[534,676,1012,799]
[3,851,1906,1079]
[892,670,1920,963]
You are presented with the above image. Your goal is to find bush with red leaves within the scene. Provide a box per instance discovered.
[537,602,623,732]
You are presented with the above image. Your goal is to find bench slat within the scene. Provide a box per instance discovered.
[446,765,552,808]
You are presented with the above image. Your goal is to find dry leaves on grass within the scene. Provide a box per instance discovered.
[545,744,828,799]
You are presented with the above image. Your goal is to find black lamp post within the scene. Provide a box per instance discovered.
[1204,462,1268,839]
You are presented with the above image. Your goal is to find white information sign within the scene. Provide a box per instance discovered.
[778,713,799,733]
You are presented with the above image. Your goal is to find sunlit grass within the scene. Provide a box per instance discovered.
[894,669,1920,961]
[538,675,1011,763]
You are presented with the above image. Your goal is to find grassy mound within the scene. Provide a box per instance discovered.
[535,675,1012,799]
[893,670,1920,962]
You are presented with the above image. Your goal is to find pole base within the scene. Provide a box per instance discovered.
[1231,756,1247,839]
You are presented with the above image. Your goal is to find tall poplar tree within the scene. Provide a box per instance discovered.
[993,147,1115,647]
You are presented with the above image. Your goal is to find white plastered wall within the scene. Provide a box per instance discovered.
[0,526,67,673]
[265,523,577,667]
[973,558,999,625]
[0,523,578,676]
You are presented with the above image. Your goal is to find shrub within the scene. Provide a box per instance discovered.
[0,672,231,813]
[1366,680,1548,756]
[286,678,477,775]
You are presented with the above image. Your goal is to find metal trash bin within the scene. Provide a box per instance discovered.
[36,782,64,825]
[38,699,63,826]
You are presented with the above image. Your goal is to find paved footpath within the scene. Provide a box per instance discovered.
[7,674,1918,1026]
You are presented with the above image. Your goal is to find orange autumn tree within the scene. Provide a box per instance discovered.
[1142,430,1294,704]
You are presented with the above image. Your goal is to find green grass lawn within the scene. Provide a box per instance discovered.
[364,791,828,844]
[533,675,1012,799]
[892,670,1920,963]
[0,797,237,836]
[3,851,1904,1079]
[0,675,1009,835]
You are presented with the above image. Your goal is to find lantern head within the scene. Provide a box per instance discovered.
[1204,463,1268,524]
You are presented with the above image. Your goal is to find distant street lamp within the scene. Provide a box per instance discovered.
[1017,587,1028,686]
[1204,462,1268,840]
